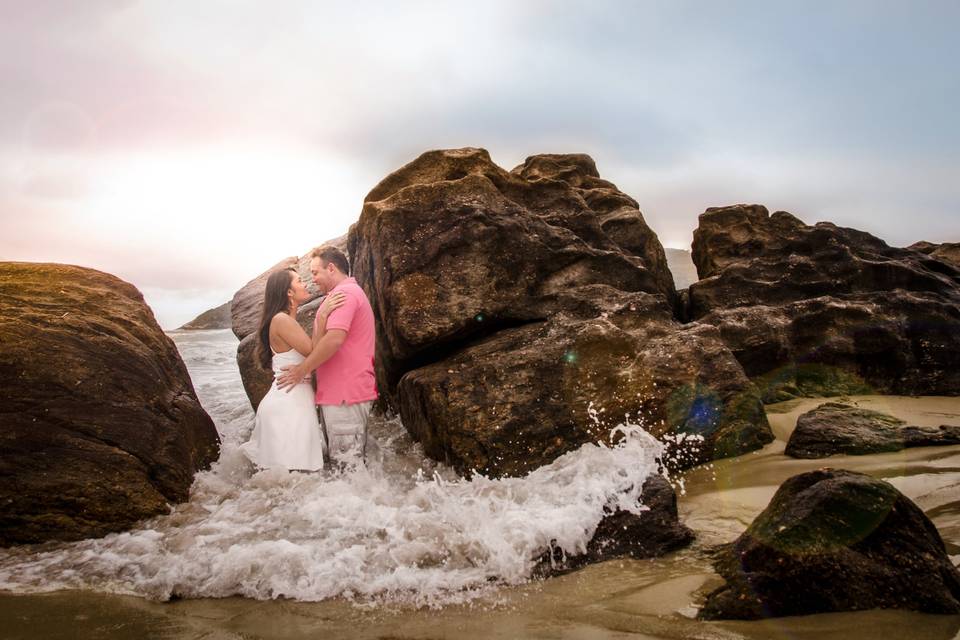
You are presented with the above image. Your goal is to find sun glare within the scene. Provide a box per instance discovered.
[81,146,364,274]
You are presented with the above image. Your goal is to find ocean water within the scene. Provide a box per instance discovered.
[0,329,666,606]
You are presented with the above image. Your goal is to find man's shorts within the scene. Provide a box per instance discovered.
[319,401,373,463]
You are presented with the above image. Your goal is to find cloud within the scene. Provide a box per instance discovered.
[0,1,247,154]
[0,142,372,292]
[19,170,92,200]
[2,0,959,327]
[613,152,960,250]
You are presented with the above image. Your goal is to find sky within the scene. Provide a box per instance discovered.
[1,0,958,329]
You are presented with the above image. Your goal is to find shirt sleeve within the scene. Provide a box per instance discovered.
[325,291,359,333]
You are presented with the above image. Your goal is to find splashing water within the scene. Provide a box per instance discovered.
[0,329,666,607]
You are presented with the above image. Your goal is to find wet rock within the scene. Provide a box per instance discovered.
[231,236,346,409]
[177,301,231,331]
[785,401,960,458]
[688,204,960,399]
[699,468,960,619]
[398,288,770,476]
[351,149,771,476]
[0,262,220,546]
[535,475,694,576]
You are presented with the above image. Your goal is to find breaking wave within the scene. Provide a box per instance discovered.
[0,330,665,606]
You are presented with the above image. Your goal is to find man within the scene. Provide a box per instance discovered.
[276,246,377,463]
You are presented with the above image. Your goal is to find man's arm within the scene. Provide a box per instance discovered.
[313,292,346,348]
[313,313,331,348]
[276,329,347,391]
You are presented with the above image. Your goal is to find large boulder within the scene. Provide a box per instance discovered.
[699,469,960,619]
[0,262,220,546]
[785,401,960,458]
[687,204,960,400]
[350,148,772,476]
[232,236,347,409]
[398,288,770,476]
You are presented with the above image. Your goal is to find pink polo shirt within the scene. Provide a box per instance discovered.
[313,277,378,405]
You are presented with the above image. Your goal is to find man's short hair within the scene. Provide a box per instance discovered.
[311,246,350,275]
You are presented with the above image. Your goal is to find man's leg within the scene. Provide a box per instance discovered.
[316,405,329,459]
[320,401,373,464]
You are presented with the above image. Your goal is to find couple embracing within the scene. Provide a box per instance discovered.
[240,246,377,472]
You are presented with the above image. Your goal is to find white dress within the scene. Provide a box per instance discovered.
[240,348,326,471]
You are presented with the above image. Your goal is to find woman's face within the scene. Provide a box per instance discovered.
[288,272,312,305]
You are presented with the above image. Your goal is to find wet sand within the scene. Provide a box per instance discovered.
[3,395,960,640]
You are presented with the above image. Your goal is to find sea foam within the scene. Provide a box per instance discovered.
[0,330,665,606]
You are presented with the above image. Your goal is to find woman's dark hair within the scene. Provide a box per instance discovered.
[256,268,297,369]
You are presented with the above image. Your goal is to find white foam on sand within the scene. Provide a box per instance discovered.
[0,330,666,607]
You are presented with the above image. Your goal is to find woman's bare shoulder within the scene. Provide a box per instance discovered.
[270,312,298,329]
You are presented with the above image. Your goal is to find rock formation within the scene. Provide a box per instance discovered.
[687,204,960,400]
[232,236,346,409]
[177,301,232,331]
[699,468,960,619]
[349,148,772,477]
[909,240,960,270]
[785,401,960,458]
[535,475,694,576]
[0,262,220,546]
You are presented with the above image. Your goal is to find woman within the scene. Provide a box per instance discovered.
[240,268,345,471]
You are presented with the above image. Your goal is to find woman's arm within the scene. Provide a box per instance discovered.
[272,314,313,357]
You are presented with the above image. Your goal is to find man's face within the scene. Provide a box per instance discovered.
[310,257,333,293]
